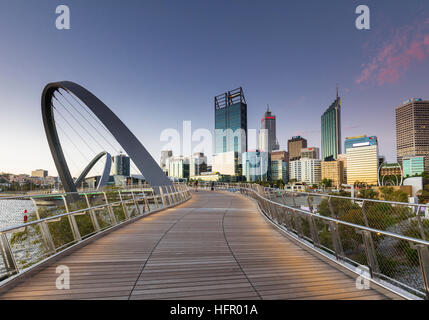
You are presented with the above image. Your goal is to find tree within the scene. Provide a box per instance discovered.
[338,190,351,197]
[358,188,378,200]
[379,187,408,203]
[320,178,333,188]
[417,184,429,204]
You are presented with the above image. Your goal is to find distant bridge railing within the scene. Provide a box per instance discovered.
[0,183,190,285]
[202,182,429,300]
[0,182,154,196]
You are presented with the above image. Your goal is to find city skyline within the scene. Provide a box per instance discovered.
[1,1,429,176]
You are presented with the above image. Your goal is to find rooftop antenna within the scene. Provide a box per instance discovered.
[336,84,339,99]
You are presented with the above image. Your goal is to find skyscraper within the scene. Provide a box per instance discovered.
[321,87,341,161]
[288,136,307,161]
[289,158,321,185]
[242,150,270,182]
[301,147,320,159]
[321,160,344,188]
[189,152,207,177]
[396,98,429,172]
[160,150,173,173]
[270,151,289,183]
[214,87,247,155]
[258,106,279,152]
[112,154,130,176]
[344,135,377,153]
[345,136,379,186]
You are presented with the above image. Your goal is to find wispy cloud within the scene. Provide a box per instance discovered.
[356,22,429,85]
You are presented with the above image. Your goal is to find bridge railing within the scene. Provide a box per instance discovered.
[0,183,191,284]
[210,182,429,300]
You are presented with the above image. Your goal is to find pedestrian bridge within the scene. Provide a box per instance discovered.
[0,191,401,300]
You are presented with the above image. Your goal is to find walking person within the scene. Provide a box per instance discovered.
[194,180,198,192]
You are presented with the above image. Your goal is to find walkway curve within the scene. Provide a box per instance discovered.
[0,191,401,300]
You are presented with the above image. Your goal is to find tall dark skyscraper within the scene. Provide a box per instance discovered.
[214,87,248,155]
[258,106,280,152]
[321,87,341,161]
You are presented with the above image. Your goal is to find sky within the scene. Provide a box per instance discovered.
[1,0,429,176]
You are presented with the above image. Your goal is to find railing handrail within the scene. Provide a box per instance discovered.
[214,183,429,299]
[0,200,123,234]
[0,185,159,201]
[0,183,187,231]
[207,182,428,208]
[0,184,192,287]
[277,189,428,208]
[250,188,429,246]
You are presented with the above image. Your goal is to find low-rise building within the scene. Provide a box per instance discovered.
[380,163,402,176]
[31,169,48,178]
[190,172,231,182]
[212,151,240,176]
[166,156,190,179]
[321,160,344,188]
[290,158,321,185]
[402,156,425,177]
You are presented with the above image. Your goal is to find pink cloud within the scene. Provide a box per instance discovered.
[356,23,429,85]
[407,41,427,60]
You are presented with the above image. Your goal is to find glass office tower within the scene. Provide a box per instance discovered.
[321,89,341,161]
[112,154,131,176]
[344,135,377,153]
[242,151,270,182]
[214,87,248,155]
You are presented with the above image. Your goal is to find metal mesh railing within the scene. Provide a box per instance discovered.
[210,183,429,300]
[0,183,191,283]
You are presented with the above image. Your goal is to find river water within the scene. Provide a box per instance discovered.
[0,199,35,230]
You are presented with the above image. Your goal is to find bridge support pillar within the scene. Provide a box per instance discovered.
[329,221,344,260]
[84,194,101,232]
[0,233,18,276]
[151,190,159,209]
[414,244,429,300]
[118,191,130,219]
[159,187,167,207]
[361,230,379,278]
[103,193,118,225]
[308,216,320,248]
[40,221,56,254]
[130,191,141,215]
[62,196,82,242]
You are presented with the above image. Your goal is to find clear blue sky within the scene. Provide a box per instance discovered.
[1,0,429,176]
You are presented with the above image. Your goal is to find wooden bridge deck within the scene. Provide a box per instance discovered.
[0,191,401,300]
